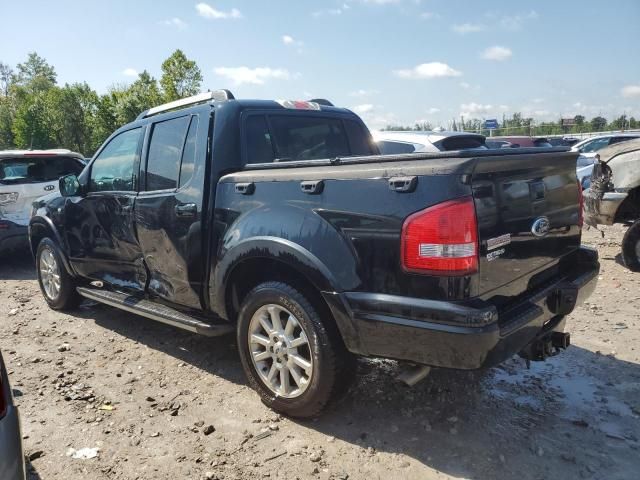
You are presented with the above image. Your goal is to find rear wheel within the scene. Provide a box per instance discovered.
[622,220,640,272]
[36,238,81,310]
[237,281,349,418]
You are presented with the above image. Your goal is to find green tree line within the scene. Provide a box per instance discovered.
[384,111,639,136]
[0,50,202,156]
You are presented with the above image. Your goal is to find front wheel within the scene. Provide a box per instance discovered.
[622,220,640,272]
[36,238,81,310]
[237,281,348,418]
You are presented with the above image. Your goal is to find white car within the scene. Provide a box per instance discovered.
[372,130,487,154]
[571,133,640,158]
[576,155,597,189]
[0,150,85,254]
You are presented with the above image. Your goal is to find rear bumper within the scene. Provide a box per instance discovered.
[583,189,627,226]
[0,221,29,254]
[324,247,599,369]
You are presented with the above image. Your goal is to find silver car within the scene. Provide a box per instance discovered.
[0,349,26,480]
[372,130,487,154]
[571,133,640,158]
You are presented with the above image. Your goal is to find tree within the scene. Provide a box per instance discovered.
[0,62,14,97]
[610,114,628,130]
[48,83,100,154]
[160,49,202,102]
[15,52,57,93]
[591,116,607,131]
[0,96,15,148]
[12,90,56,148]
[113,71,162,124]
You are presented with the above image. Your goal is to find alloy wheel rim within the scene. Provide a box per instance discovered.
[248,304,313,398]
[39,248,61,300]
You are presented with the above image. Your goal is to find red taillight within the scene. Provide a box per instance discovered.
[401,197,478,275]
[577,180,584,227]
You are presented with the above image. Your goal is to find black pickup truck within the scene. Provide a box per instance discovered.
[29,90,599,417]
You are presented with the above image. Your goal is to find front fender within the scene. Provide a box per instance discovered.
[28,215,75,275]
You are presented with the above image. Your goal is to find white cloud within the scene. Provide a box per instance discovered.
[281,34,304,52]
[452,23,486,34]
[213,66,290,85]
[351,104,375,114]
[358,0,401,4]
[621,84,640,98]
[196,3,242,19]
[460,102,493,117]
[352,105,399,130]
[420,12,440,20]
[313,7,344,17]
[394,62,462,79]
[349,89,380,97]
[427,107,441,114]
[481,46,513,61]
[161,17,187,29]
[122,68,138,77]
[459,82,470,89]
[489,10,539,31]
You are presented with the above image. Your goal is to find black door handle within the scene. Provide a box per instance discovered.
[235,182,255,195]
[388,176,417,193]
[175,203,197,217]
[300,180,324,194]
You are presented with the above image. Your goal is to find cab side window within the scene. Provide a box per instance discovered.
[179,117,199,188]
[146,116,191,191]
[90,128,141,192]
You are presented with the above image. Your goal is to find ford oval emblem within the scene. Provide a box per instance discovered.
[44,184,55,191]
[531,216,550,237]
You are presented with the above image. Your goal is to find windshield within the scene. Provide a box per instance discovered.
[0,156,84,185]
[578,137,610,153]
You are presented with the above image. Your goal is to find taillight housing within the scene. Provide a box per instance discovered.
[401,196,478,275]
[577,180,584,227]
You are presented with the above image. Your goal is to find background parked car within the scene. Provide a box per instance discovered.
[548,136,580,147]
[572,133,640,158]
[0,349,26,480]
[487,136,552,148]
[485,139,514,149]
[584,139,640,270]
[373,130,486,153]
[0,150,85,255]
[577,155,597,189]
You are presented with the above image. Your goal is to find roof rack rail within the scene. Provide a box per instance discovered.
[137,89,235,120]
[308,98,334,107]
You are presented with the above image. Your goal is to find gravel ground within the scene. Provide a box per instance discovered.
[1,225,639,480]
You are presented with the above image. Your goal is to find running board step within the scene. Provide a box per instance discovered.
[76,287,234,337]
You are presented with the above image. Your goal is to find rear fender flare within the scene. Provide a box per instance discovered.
[211,236,338,319]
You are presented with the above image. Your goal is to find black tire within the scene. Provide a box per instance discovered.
[622,220,640,272]
[36,238,81,310]
[237,281,350,418]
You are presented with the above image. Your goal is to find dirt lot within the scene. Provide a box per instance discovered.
[1,225,639,480]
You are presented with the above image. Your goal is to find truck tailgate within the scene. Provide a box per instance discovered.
[471,151,582,297]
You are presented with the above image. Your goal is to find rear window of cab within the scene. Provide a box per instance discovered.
[243,114,377,164]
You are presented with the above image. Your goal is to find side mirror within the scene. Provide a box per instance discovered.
[59,174,81,197]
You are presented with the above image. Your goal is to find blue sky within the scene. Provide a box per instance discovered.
[2,0,639,129]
